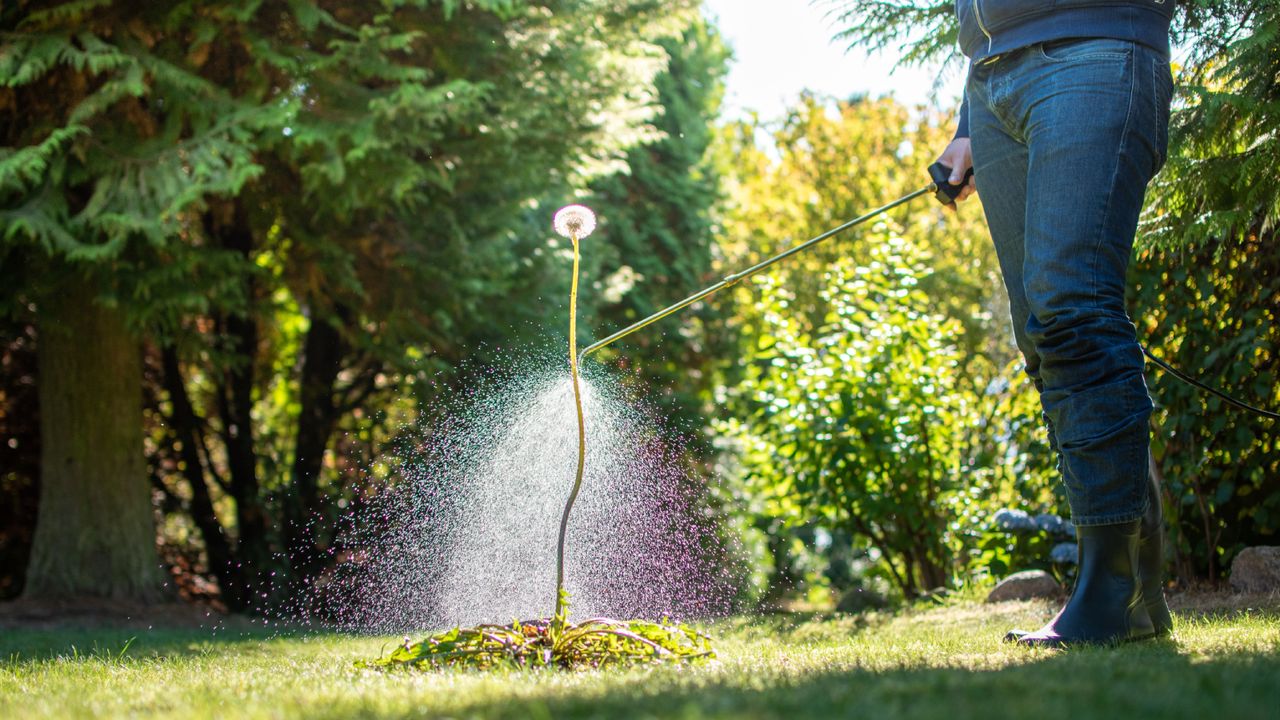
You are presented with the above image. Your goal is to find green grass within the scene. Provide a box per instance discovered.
[2,599,1278,719]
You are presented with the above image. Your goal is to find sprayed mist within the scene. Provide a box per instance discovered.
[311,356,739,633]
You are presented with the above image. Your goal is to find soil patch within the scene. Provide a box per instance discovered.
[1166,588,1280,617]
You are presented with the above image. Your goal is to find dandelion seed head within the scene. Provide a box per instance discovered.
[553,204,596,240]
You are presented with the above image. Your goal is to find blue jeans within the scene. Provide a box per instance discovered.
[967,38,1173,526]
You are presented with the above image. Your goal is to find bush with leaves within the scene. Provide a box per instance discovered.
[1130,244,1279,580]
[818,0,1280,584]
[720,226,1055,598]
[1132,0,1280,581]
[710,94,1059,601]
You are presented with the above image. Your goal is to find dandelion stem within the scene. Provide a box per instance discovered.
[555,232,587,626]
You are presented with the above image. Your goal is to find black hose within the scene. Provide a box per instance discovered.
[1142,344,1279,421]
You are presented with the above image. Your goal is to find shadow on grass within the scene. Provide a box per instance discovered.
[437,638,1280,720]
[0,625,339,665]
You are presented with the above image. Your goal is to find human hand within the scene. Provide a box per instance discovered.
[936,138,976,207]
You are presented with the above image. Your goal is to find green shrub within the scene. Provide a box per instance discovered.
[720,226,1057,598]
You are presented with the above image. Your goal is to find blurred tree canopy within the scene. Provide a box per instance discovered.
[1,0,1273,613]
[0,0,707,606]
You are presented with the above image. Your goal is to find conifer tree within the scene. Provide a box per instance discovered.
[1,0,696,605]
[2,1,275,602]
[584,18,730,436]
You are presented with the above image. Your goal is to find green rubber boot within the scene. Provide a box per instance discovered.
[1005,520,1154,648]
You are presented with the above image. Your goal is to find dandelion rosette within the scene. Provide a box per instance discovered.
[358,601,716,671]
[553,204,596,240]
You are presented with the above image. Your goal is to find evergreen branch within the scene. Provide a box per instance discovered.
[16,0,113,32]
[820,0,959,68]
[0,183,76,252]
[0,30,131,87]
[65,61,147,123]
[0,124,87,192]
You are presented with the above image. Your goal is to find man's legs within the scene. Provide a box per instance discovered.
[968,37,1172,645]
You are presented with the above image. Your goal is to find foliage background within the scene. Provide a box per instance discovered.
[1,0,1276,611]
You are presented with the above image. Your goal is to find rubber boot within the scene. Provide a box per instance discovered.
[1006,470,1175,644]
[1005,520,1154,648]
[1140,467,1174,636]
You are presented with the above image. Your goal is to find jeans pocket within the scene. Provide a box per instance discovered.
[1037,38,1132,63]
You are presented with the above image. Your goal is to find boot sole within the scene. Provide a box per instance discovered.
[1004,624,1173,644]
[1005,628,1161,648]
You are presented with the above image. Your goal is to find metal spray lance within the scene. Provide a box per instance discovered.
[579,163,972,360]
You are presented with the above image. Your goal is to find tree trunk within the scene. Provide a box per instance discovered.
[207,203,275,608]
[285,310,347,579]
[24,280,165,602]
[161,346,243,609]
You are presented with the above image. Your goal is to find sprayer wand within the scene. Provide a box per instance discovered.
[580,163,972,360]
[579,163,1280,422]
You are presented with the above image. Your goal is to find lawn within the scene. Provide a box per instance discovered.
[2,597,1278,720]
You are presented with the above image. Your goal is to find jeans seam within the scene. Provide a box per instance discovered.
[1040,52,1129,63]
[982,61,1019,137]
[1127,389,1147,515]
[1089,51,1138,307]
[1151,56,1170,173]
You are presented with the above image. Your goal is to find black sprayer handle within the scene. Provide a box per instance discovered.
[928,162,975,206]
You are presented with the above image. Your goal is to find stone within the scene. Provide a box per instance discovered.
[986,570,1062,603]
[1229,546,1280,593]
